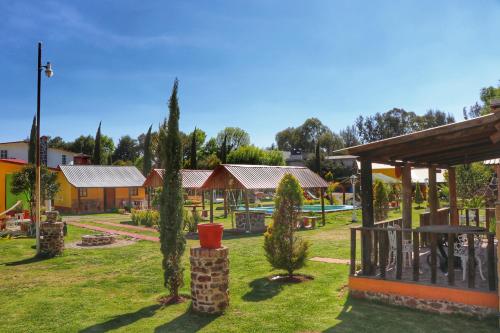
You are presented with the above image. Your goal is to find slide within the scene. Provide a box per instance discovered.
[0,200,22,218]
[303,190,318,200]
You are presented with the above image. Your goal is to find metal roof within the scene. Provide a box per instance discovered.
[59,165,145,188]
[143,169,213,189]
[202,164,328,190]
[484,159,500,165]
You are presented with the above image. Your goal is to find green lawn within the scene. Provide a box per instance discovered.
[0,209,497,332]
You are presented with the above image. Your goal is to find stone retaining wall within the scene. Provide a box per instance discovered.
[351,290,497,318]
[40,222,64,257]
[235,211,266,233]
[190,246,229,314]
[81,234,115,246]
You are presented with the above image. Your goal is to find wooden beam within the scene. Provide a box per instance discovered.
[360,159,374,275]
[448,167,458,225]
[401,164,412,238]
[428,166,438,225]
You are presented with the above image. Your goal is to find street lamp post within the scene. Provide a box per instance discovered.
[350,174,357,222]
[35,42,53,255]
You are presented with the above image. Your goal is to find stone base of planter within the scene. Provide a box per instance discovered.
[81,234,115,246]
[190,246,229,314]
[40,222,64,257]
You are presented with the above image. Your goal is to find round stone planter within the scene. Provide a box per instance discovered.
[81,234,115,246]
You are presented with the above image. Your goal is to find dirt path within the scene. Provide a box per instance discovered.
[66,221,159,242]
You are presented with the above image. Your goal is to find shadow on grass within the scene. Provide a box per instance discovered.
[241,277,284,302]
[2,255,49,266]
[79,304,161,333]
[154,309,219,333]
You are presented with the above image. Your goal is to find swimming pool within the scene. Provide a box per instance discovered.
[236,204,353,214]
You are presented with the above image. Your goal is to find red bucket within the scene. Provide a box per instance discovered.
[197,223,224,249]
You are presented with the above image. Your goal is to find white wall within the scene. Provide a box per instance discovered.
[0,142,76,168]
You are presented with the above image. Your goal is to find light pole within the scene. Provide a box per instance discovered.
[350,174,357,222]
[35,42,54,255]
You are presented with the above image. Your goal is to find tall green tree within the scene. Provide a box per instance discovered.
[264,174,309,278]
[314,140,321,174]
[159,79,186,302]
[373,180,389,221]
[220,134,227,164]
[216,127,250,155]
[92,122,102,165]
[143,125,153,176]
[414,182,424,209]
[28,116,36,164]
[113,135,139,162]
[190,127,197,169]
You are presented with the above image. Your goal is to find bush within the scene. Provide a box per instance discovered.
[373,180,389,221]
[264,174,310,277]
[131,209,159,227]
[183,210,201,233]
[414,182,424,208]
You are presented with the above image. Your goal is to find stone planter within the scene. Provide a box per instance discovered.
[40,222,64,257]
[81,234,115,246]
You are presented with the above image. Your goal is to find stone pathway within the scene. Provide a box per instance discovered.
[310,257,351,265]
[66,222,159,242]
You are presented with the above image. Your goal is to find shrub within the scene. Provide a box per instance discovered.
[183,210,201,233]
[131,209,159,227]
[373,180,389,221]
[414,182,424,208]
[264,174,310,277]
[117,208,126,215]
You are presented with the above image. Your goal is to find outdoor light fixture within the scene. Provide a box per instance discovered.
[43,62,54,78]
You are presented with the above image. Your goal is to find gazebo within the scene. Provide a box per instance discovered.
[333,101,500,317]
[201,164,329,227]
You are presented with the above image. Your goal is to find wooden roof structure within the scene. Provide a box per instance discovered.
[201,164,328,190]
[334,110,500,167]
[143,169,212,189]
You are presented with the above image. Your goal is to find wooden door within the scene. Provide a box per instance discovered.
[104,188,116,211]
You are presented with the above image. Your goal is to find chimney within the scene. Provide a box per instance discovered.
[491,98,500,113]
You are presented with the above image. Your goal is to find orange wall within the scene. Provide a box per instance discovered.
[0,161,25,212]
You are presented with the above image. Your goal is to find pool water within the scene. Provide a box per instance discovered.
[237,204,353,214]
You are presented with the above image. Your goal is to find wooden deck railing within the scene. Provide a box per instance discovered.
[350,226,497,291]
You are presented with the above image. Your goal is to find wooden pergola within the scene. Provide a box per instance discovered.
[201,164,329,225]
[334,103,500,277]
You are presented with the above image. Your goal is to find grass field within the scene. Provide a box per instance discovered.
[0,207,497,332]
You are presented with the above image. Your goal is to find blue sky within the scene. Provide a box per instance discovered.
[1,0,500,147]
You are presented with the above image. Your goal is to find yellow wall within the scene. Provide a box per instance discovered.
[54,172,73,208]
[373,168,398,179]
[0,161,25,212]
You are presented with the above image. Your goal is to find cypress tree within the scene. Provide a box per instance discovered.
[28,116,36,164]
[92,122,102,165]
[414,181,424,209]
[220,134,227,164]
[143,125,153,176]
[190,127,197,169]
[159,79,186,303]
[314,140,321,174]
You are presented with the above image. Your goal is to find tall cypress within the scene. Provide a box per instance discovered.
[28,116,36,164]
[190,127,197,169]
[143,125,153,176]
[92,122,102,165]
[315,140,321,174]
[159,79,185,302]
[220,134,227,164]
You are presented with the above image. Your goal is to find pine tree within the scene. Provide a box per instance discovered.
[264,174,310,278]
[373,180,389,221]
[28,116,36,164]
[159,79,186,302]
[414,181,424,209]
[92,122,102,165]
[190,127,197,169]
[143,125,153,176]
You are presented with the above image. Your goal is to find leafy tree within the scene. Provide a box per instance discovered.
[216,127,250,155]
[227,145,284,165]
[264,174,309,278]
[159,79,186,302]
[455,163,492,204]
[198,153,221,169]
[101,135,115,165]
[275,118,332,153]
[373,180,389,221]
[48,136,67,150]
[92,122,102,165]
[414,182,424,209]
[11,166,60,228]
[339,125,360,148]
[28,116,36,164]
[463,83,500,119]
[219,134,227,164]
[190,128,197,169]
[202,137,218,157]
[113,135,138,162]
[69,135,95,155]
[143,125,153,176]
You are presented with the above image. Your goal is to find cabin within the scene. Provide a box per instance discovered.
[334,101,500,318]
[55,165,146,213]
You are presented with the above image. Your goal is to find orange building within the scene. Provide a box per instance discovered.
[0,159,30,213]
[55,165,146,213]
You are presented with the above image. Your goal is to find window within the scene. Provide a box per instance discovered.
[0,150,7,159]
[61,155,67,165]
[129,187,139,196]
[78,188,88,197]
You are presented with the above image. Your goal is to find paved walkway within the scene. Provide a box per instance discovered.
[310,257,351,265]
[90,220,158,233]
[67,221,159,242]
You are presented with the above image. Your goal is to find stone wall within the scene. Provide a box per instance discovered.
[235,211,266,233]
[81,234,115,246]
[351,290,497,318]
[40,222,64,257]
[190,246,229,314]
